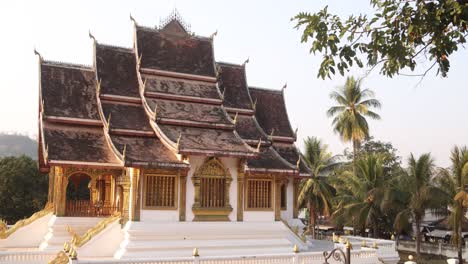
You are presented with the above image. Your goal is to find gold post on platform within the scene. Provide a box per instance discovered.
[237,160,245,221]
[179,171,187,221]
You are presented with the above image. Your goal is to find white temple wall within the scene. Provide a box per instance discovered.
[140,210,179,222]
[281,177,294,221]
[243,211,275,221]
[219,157,238,222]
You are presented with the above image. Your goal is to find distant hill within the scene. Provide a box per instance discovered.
[0,134,37,159]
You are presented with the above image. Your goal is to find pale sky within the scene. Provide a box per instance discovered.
[0,0,467,167]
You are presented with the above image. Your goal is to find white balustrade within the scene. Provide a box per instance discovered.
[0,251,56,264]
[74,250,379,264]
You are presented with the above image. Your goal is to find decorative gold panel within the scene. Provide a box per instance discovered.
[143,174,178,210]
[245,179,273,211]
[192,158,232,221]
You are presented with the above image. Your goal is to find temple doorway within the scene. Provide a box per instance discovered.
[65,173,92,216]
[64,173,117,217]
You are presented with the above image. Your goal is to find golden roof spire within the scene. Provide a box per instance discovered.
[242,57,250,66]
[33,48,43,61]
[233,112,238,125]
[88,30,96,43]
[176,133,182,151]
[130,13,138,26]
[122,144,127,162]
[210,30,218,39]
[153,104,158,120]
[256,138,262,152]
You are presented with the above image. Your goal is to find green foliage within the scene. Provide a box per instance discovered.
[299,137,337,238]
[293,0,468,79]
[331,154,390,237]
[346,137,403,173]
[327,77,381,158]
[0,156,47,224]
[392,153,449,257]
[435,146,468,262]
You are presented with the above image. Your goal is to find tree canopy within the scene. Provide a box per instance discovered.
[293,0,468,79]
[0,156,47,224]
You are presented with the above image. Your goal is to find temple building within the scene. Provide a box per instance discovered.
[38,13,310,225]
[0,12,319,261]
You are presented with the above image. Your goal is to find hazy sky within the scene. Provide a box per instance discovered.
[0,0,466,167]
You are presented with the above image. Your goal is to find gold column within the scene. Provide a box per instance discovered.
[110,176,116,206]
[129,168,141,221]
[122,184,131,223]
[47,167,55,206]
[179,171,186,221]
[293,178,300,218]
[104,177,111,205]
[237,162,245,221]
[54,166,68,216]
[193,175,201,208]
[274,176,281,221]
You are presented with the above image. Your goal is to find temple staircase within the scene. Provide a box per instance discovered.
[39,216,103,251]
[114,221,307,259]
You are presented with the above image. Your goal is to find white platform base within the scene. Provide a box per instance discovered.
[114,221,307,259]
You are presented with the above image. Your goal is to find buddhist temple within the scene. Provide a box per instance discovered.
[0,11,338,263]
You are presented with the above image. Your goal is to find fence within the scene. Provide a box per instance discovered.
[397,240,468,259]
[73,250,378,264]
[65,200,118,217]
[0,251,56,264]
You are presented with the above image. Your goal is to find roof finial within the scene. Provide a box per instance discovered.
[107,113,112,133]
[122,144,127,161]
[269,128,275,140]
[96,79,102,95]
[41,99,45,114]
[130,13,138,26]
[242,57,250,66]
[221,87,226,100]
[294,127,298,138]
[233,112,238,125]
[153,104,158,120]
[256,138,262,152]
[296,157,301,168]
[44,144,49,161]
[282,83,287,91]
[88,30,96,43]
[142,78,147,92]
[252,98,257,111]
[33,48,43,61]
[210,30,218,39]
[176,133,182,151]
[137,53,143,68]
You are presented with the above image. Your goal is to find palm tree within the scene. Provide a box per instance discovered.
[298,137,338,239]
[327,77,381,167]
[394,153,449,260]
[438,146,468,264]
[332,154,387,238]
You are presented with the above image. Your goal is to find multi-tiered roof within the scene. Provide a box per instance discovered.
[38,14,311,176]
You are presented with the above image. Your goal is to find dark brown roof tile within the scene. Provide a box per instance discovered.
[136,27,215,77]
[42,121,120,164]
[249,87,295,138]
[144,75,220,99]
[218,63,253,110]
[101,102,152,132]
[147,98,231,125]
[41,63,99,120]
[110,135,186,168]
[95,44,139,98]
